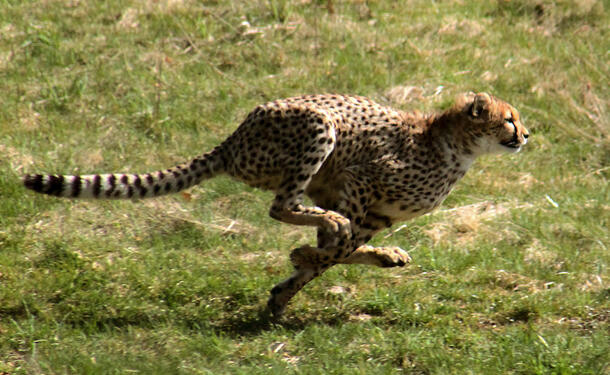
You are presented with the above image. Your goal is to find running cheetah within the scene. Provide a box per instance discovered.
[24,92,529,317]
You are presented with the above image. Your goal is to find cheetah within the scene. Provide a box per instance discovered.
[24,92,529,317]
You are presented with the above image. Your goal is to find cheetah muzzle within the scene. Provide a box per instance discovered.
[23,91,529,318]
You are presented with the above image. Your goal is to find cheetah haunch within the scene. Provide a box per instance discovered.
[24,92,529,317]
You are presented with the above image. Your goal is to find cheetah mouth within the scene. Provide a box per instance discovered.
[500,140,522,149]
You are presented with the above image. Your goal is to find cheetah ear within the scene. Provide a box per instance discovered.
[470,92,492,118]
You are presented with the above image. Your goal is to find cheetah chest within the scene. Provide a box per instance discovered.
[369,171,465,223]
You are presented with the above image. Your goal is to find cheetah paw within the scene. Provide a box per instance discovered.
[322,212,352,240]
[290,245,319,269]
[377,247,412,268]
[267,291,287,318]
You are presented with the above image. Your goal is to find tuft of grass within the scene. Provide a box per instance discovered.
[1,0,608,374]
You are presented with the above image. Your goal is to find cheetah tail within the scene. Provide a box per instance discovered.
[23,149,225,199]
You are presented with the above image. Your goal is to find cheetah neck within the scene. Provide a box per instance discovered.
[421,113,479,174]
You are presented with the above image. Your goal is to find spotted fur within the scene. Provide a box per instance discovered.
[24,92,528,317]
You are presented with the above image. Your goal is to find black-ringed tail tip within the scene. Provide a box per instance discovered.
[22,150,225,199]
[22,173,162,199]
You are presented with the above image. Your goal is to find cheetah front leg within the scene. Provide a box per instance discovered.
[268,168,352,241]
[269,198,352,241]
[267,174,417,316]
[336,211,412,268]
[342,245,412,268]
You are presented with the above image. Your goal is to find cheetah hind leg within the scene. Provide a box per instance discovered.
[267,186,351,318]
[266,244,412,318]
[266,227,339,318]
[267,220,411,317]
[267,254,332,318]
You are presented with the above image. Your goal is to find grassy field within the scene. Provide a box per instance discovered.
[0,0,608,373]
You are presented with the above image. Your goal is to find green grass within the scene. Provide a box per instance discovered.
[1,0,608,373]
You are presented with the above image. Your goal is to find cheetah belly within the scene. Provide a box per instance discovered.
[370,191,450,223]
[369,201,431,223]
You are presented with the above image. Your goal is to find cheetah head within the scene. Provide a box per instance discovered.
[456,92,529,154]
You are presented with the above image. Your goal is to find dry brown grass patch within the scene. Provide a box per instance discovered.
[493,270,548,293]
[1,144,34,174]
[423,201,532,247]
[523,239,563,269]
[437,17,488,37]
